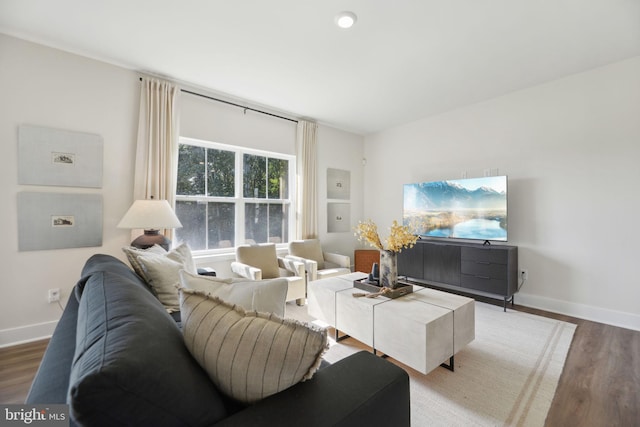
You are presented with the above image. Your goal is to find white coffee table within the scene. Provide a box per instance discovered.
[307,272,367,327]
[336,286,390,348]
[406,288,475,355]
[307,275,475,375]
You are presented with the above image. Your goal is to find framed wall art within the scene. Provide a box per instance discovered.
[327,202,350,233]
[18,124,103,188]
[17,192,103,251]
[327,168,350,200]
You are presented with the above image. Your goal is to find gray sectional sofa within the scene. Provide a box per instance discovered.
[26,254,410,426]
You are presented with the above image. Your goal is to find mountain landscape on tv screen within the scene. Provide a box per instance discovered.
[406,181,506,211]
[403,177,507,241]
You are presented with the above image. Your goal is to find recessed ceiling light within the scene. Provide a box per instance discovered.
[335,11,357,29]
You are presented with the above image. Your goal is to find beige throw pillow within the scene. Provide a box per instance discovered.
[180,289,327,404]
[137,256,183,312]
[178,270,287,317]
[131,243,197,312]
[122,244,167,281]
[123,243,197,279]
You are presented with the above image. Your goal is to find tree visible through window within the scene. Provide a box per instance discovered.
[175,138,294,251]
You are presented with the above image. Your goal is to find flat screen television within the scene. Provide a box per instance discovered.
[403,176,508,242]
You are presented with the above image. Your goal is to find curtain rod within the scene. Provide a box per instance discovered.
[182,89,298,124]
[139,77,298,124]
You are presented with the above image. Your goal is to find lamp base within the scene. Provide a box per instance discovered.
[131,230,171,251]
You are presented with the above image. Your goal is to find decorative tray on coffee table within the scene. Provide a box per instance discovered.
[353,278,413,299]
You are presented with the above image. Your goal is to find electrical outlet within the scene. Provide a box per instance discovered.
[48,288,60,303]
[520,269,528,281]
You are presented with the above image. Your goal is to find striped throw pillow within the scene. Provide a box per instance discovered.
[180,289,327,403]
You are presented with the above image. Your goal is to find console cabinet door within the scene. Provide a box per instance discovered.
[423,244,460,285]
[398,242,423,279]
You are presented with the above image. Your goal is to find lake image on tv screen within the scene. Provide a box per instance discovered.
[403,176,507,241]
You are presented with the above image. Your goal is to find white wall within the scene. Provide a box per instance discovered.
[0,34,365,344]
[364,57,640,330]
[0,35,139,345]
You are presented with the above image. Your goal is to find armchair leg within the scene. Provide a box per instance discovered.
[296,298,306,306]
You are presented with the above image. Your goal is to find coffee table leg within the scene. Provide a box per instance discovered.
[373,348,389,358]
[335,329,350,342]
[440,355,455,372]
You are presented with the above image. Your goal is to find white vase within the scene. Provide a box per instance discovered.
[379,250,398,289]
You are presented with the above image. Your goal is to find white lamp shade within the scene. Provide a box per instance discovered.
[117,199,182,230]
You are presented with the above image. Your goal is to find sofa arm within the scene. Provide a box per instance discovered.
[278,257,305,278]
[284,255,318,281]
[217,351,410,427]
[26,292,80,404]
[323,252,351,269]
[230,261,262,280]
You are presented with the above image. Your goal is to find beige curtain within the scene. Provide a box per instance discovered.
[133,77,180,240]
[296,120,318,239]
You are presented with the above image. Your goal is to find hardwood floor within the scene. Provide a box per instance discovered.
[518,307,640,427]
[0,306,638,426]
[0,339,48,404]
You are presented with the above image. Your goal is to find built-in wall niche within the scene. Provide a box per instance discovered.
[327,168,351,233]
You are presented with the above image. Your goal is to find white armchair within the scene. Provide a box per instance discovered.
[230,243,307,305]
[286,239,351,281]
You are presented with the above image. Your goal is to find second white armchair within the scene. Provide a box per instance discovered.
[287,239,351,281]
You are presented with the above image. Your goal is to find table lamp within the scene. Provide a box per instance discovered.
[117,198,182,250]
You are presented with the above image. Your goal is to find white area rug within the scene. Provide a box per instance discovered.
[286,300,576,427]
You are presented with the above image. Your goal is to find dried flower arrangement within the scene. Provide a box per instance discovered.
[354,219,419,253]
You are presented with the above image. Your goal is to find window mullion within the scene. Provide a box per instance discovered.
[235,151,244,245]
[204,149,209,250]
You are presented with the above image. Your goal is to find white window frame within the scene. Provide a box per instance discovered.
[175,136,296,254]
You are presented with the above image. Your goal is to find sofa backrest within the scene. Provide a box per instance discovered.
[67,254,228,426]
[78,253,154,294]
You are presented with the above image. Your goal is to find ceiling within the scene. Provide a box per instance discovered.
[1,0,639,135]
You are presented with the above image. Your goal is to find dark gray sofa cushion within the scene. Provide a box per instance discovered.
[216,350,411,426]
[78,253,154,294]
[26,292,79,405]
[68,268,227,426]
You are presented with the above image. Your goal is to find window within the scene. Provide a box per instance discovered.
[174,137,295,252]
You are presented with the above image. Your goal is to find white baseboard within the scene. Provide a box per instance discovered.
[516,292,640,331]
[0,320,57,348]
